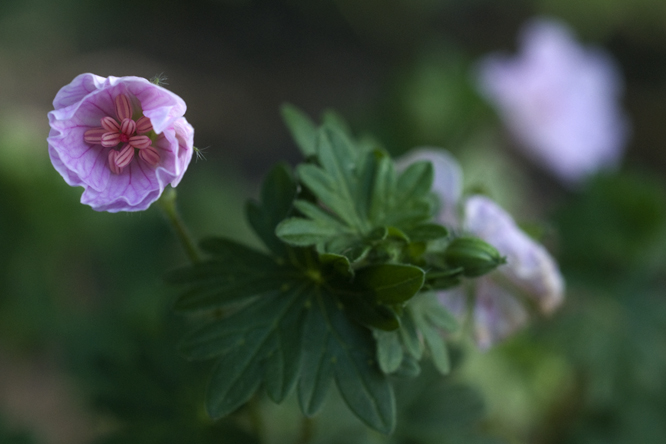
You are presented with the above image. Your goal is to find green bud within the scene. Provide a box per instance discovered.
[443,236,505,277]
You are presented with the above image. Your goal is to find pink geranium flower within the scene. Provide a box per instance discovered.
[399,148,564,349]
[476,18,629,185]
[48,74,194,212]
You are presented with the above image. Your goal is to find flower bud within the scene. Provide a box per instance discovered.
[444,236,505,277]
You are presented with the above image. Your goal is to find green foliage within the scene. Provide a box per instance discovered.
[169,164,402,434]
[276,114,440,264]
[391,362,506,444]
[167,107,503,436]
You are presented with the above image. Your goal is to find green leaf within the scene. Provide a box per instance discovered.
[322,108,352,136]
[375,330,404,374]
[299,291,396,434]
[281,103,318,157]
[399,312,423,360]
[319,253,354,279]
[405,223,450,242]
[393,355,421,378]
[277,124,437,262]
[335,289,401,331]
[275,217,340,247]
[354,264,425,304]
[409,293,456,375]
[172,239,397,433]
[167,239,286,313]
[246,163,298,256]
[395,160,434,205]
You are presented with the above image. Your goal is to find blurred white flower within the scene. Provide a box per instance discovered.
[399,148,565,349]
[476,17,629,185]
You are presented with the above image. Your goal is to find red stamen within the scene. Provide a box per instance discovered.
[101,116,120,132]
[120,118,136,136]
[101,132,121,147]
[108,150,122,175]
[84,127,106,144]
[115,144,135,169]
[115,94,133,121]
[139,146,160,167]
[135,116,153,134]
[129,135,151,149]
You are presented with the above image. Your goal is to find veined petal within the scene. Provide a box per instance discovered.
[115,94,134,121]
[81,160,160,212]
[473,277,529,350]
[48,120,111,191]
[125,78,187,134]
[464,195,564,313]
[53,73,106,110]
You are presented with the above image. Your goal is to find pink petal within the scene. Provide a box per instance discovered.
[476,17,629,185]
[84,127,106,144]
[48,121,110,192]
[53,73,106,110]
[80,160,160,212]
[473,277,529,350]
[115,94,133,121]
[464,195,564,313]
[125,78,187,134]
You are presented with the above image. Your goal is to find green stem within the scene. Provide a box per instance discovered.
[157,188,202,264]
[296,416,314,444]
[247,396,265,442]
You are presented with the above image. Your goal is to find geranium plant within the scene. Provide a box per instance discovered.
[47,74,564,440]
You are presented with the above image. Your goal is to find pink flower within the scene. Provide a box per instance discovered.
[399,148,564,349]
[48,74,194,212]
[476,18,629,185]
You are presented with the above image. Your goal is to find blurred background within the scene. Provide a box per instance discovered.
[2,0,666,443]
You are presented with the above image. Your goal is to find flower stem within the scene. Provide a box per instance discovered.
[247,396,265,442]
[296,416,314,444]
[157,188,202,264]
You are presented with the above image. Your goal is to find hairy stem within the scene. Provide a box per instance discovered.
[157,187,202,264]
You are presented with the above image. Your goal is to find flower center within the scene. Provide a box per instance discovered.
[82,93,161,174]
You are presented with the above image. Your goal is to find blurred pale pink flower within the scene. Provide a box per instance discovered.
[477,18,629,185]
[399,148,564,349]
[48,74,194,212]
